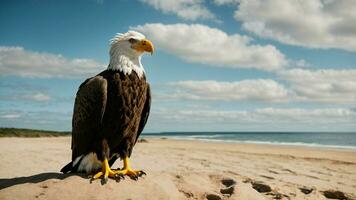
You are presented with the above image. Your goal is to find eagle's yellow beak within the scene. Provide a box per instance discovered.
[132,39,154,55]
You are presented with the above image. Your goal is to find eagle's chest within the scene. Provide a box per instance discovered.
[103,72,147,132]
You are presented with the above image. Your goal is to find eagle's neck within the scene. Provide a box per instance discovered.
[108,52,145,78]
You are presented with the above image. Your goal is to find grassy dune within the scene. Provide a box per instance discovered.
[0,128,70,137]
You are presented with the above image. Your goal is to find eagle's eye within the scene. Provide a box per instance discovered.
[128,38,138,44]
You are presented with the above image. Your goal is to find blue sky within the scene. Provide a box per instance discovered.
[0,0,355,132]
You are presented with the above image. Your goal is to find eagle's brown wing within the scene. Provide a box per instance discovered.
[134,83,151,145]
[71,76,108,161]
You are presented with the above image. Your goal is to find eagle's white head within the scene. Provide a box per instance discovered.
[108,31,154,78]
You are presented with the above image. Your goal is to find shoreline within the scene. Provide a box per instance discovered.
[144,135,356,152]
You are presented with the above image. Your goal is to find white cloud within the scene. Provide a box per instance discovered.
[162,79,289,102]
[0,110,72,131]
[279,68,356,104]
[133,23,287,71]
[254,107,355,120]
[154,68,356,104]
[231,0,356,51]
[0,82,53,103]
[148,107,356,131]
[213,0,239,6]
[139,0,217,21]
[0,113,21,119]
[0,46,105,78]
[21,92,51,102]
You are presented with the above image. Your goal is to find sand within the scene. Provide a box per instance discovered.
[0,137,355,200]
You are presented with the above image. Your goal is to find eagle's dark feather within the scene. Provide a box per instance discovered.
[61,70,150,173]
[71,75,108,161]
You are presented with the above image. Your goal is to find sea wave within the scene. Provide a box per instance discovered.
[238,140,356,150]
[185,134,222,138]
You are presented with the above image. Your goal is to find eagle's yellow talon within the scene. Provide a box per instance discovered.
[91,156,144,182]
[111,156,145,180]
[91,158,121,182]
[92,171,103,179]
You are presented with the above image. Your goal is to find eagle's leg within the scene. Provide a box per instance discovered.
[91,158,124,183]
[112,156,146,180]
[91,140,124,183]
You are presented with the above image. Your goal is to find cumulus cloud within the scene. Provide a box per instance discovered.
[0,110,72,131]
[0,81,53,103]
[133,23,287,71]
[149,107,356,131]
[155,68,356,104]
[213,0,239,6]
[0,113,21,119]
[161,79,289,102]
[279,68,356,104]
[21,92,51,102]
[254,107,356,120]
[231,0,356,51]
[0,92,52,103]
[0,46,105,78]
[139,0,217,21]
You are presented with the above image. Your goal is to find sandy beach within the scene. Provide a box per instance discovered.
[0,137,355,200]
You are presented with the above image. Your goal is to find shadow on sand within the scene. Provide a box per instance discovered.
[0,172,86,190]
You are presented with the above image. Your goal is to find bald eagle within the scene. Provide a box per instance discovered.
[61,31,154,182]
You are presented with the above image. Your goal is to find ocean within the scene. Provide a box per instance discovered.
[143,132,356,150]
